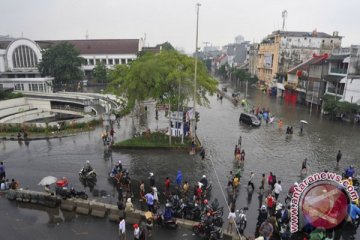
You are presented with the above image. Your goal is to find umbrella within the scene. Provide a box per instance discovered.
[38,176,57,186]
[300,120,309,124]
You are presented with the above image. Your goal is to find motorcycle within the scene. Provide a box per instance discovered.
[79,167,96,179]
[209,226,223,240]
[154,212,178,229]
[69,187,88,200]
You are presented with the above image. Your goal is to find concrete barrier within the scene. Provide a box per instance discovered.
[90,202,107,218]
[60,199,76,211]
[108,205,124,222]
[125,211,141,225]
[75,199,90,215]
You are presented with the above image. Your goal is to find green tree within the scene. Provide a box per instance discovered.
[161,42,176,51]
[39,42,84,84]
[93,62,108,83]
[108,51,218,111]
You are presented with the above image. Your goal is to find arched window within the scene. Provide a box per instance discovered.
[12,45,38,68]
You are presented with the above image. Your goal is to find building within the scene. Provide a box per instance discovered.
[340,45,360,104]
[37,39,142,79]
[223,41,250,67]
[0,36,53,93]
[248,43,259,77]
[257,30,342,86]
[285,54,329,105]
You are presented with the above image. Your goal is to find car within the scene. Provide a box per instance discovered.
[239,112,261,127]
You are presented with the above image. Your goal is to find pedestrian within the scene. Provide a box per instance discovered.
[301,158,308,175]
[235,146,241,162]
[260,173,266,190]
[110,128,115,138]
[57,122,61,133]
[240,150,245,162]
[278,119,283,130]
[182,181,189,195]
[227,207,236,234]
[268,172,274,190]
[336,150,342,164]
[200,147,205,160]
[258,186,265,209]
[165,177,171,196]
[259,218,274,240]
[265,193,276,216]
[238,136,242,146]
[233,175,240,193]
[139,180,145,200]
[155,109,158,119]
[144,191,155,213]
[227,171,234,186]
[133,224,140,240]
[234,145,238,157]
[248,171,255,191]
[273,181,282,200]
[176,170,183,187]
[300,122,304,134]
[146,216,153,238]
[149,172,155,187]
[125,198,134,212]
[119,217,126,240]
[0,162,5,180]
[191,138,196,154]
[152,187,159,209]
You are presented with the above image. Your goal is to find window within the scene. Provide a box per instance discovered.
[108,59,113,65]
[38,84,44,92]
[115,59,120,64]
[322,40,325,43]
[89,59,94,65]
[96,59,100,64]
[15,84,21,90]
[127,59,133,63]
[309,39,311,43]
[29,84,32,91]
[12,45,38,68]
[331,40,333,44]
[102,59,106,64]
[31,84,38,91]
[121,59,126,64]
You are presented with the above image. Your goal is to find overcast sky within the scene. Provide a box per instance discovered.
[1,0,359,53]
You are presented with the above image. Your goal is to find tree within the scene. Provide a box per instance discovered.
[108,51,218,111]
[161,42,176,51]
[93,62,108,83]
[39,42,84,84]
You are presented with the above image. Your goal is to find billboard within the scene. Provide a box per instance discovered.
[264,53,273,68]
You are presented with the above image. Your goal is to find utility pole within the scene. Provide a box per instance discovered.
[192,3,201,141]
[282,10,288,31]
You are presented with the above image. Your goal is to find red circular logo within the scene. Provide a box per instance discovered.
[301,183,349,229]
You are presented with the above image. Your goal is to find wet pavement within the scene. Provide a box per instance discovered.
[1,81,360,239]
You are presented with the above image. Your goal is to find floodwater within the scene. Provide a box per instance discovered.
[1,82,360,239]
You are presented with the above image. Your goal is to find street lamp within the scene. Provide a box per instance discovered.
[192,3,201,141]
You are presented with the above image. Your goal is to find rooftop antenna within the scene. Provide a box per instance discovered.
[282,10,288,31]
[85,30,89,40]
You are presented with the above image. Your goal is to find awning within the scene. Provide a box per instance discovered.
[276,83,285,90]
[340,77,347,83]
[343,56,350,63]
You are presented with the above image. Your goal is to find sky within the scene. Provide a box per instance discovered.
[1,0,359,53]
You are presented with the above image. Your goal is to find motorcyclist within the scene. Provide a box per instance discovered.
[116,160,123,172]
[83,160,93,174]
[211,198,220,211]
[163,202,174,222]
[288,182,298,195]
[345,165,355,178]
[200,175,208,189]
[236,209,247,234]
[257,205,268,226]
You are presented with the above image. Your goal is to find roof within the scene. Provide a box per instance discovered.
[36,39,140,55]
[288,54,329,74]
[272,30,339,38]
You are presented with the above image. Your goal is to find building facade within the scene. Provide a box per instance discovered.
[257,30,342,85]
[0,36,53,93]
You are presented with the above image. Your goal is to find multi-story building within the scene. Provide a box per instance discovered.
[248,43,259,77]
[0,36,53,93]
[341,45,360,104]
[257,30,342,85]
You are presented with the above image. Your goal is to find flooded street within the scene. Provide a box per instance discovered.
[1,83,360,239]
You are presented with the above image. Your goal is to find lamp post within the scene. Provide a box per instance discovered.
[192,3,201,141]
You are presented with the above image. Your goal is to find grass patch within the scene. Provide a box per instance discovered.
[115,132,191,148]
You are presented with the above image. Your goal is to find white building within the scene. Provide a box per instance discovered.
[37,39,142,79]
[342,45,360,104]
[0,36,53,92]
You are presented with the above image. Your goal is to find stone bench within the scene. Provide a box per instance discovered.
[75,200,90,215]
[90,202,107,218]
[60,199,76,211]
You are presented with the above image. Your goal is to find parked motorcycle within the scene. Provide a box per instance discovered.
[69,187,88,200]
[154,212,178,229]
[236,207,248,235]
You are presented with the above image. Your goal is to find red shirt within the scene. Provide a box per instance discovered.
[165,179,170,188]
[196,187,202,197]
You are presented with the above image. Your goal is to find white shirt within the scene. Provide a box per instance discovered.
[119,219,126,234]
[134,228,140,238]
[274,183,282,194]
[228,212,236,221]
